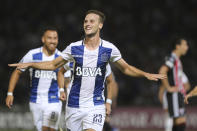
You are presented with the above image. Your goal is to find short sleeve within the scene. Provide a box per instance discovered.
[110,44,122,62]
[105,64,112,77]
[61,44,74,61]
[165,56,174,69]
[19,51,33,72]
[182,72,188,83]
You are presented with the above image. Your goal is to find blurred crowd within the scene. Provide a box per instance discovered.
[1,0,197,107]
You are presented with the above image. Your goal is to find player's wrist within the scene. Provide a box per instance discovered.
[59,88,65,92]
[188,93,193,97]
[106,98,112,104]
[7,92,13,96]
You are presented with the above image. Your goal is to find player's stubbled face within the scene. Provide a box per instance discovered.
[84,13,101,37]
[42,30,58,52]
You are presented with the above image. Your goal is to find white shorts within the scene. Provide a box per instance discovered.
[66,105,106,131]
[163,91,168,110]
[29,102,62,131]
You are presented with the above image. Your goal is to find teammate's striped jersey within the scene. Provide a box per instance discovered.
[20,47,62,103]
[165,53,186,95]
[61,39,121,108]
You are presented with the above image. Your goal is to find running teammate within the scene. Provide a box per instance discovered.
[159,37,189,131]
[9,10,166,131]
[6,28,62,131]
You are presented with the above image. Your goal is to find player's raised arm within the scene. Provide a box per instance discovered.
[9,56,69,70]
[114,58,166,81]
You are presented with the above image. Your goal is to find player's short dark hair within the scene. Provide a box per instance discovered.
[42,26,58,36]
[85,10,106,23]
[170,37,188,50]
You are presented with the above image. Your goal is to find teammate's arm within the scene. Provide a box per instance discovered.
[159,65,178,92]
[184,86,197,104]
[5,69,23,109]
[57,67,67,101]
[9,56,68,70]
[114,58,166,81]
[112,80,118,109]
[105,73,114,116]
[158,85,165,104]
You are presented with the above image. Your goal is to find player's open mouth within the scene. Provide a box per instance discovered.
[85,27,92,30]
[49,44,56,48]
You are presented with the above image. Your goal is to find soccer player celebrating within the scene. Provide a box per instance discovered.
[6,28,62,131]
[159,37,189,131]
[9,10,166,131]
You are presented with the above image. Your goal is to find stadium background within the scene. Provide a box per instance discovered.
[1,0,197,130]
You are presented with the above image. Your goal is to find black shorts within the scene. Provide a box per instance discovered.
[166,92,185,118]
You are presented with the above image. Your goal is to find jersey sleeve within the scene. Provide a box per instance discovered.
[164,56,175,69]
[105,64,112,77]
[182,72,188,83]
[110,44,122,62]
[61,44,74,61]
[19,51,33,72]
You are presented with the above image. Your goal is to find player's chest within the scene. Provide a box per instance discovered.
[73,48,110,66]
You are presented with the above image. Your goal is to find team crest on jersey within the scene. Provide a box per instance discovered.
[101,53,109,62]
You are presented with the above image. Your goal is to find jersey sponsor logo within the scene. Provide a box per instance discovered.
[34,70,57,80]
[75,67,102,77]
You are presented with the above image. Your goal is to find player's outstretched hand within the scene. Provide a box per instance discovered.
[145,73,167,81]
[6,95,14,109]
[60,92,66,101]
[184,94,192,104]
[8,63,31,69]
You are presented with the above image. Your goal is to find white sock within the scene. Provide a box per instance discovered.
[164,114,173,131]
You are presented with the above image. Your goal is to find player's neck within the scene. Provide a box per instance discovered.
[173,50,181,58]
[43,47,55,56]
[84,33,100,50]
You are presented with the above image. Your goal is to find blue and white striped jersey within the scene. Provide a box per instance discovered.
[62,39,121,108]
[20,47,62,103]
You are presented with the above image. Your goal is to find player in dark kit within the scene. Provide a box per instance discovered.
[159,37,189,131]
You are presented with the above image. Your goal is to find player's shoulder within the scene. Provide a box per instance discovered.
[27,47,42,55]
[165,53,175,62]
[102,39,117,49]
[69,40,83,47]
[164,53,176,68]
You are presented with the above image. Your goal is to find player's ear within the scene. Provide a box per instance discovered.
[99,23,103,29]
[41,36,45,44]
